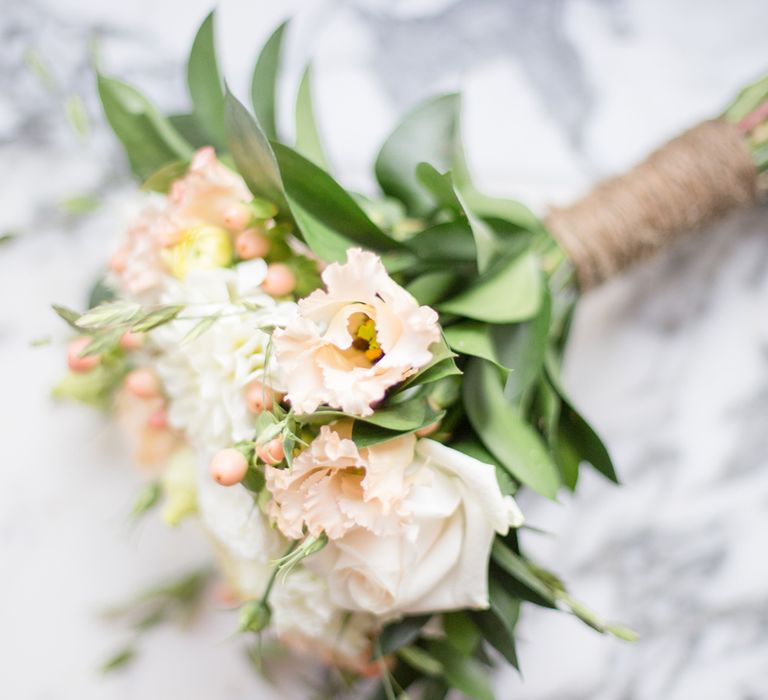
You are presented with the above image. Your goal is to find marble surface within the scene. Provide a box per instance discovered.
[2,0,768,697]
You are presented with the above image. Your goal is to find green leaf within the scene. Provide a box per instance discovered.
[223,90,287,210]
[454,187,498,273]
[351,402,446,448]
[463,358,559,499]
[471,579,520,669]
[605,623,640,642]
[52,304,84,330]
[407,270,459,306]
[97,73,192,180]
[76,301,142,329]
[425,639,495,700]
[544,358,618,484]
[141,160,190,194]
[491,540,556,607]
[168,113,211,148]
[80,328,123,356]
[131,481,162,518]
[421,678,451,700]
[250,21,288,140]
[130,304,185,332]
[397,646,444,676]
[439,252,542,324]
[397,337,460,391]
[380,249,419,275]
[375,94,460,216]
[444,321,512,370]
[241,467,266,494]
[100,646,137,674]
[272,143,402,261]
[405,221,476,263]
[52,364,127,408]
[415,162,461,213]
[295,65,330,171]
[87,277,116,309]
[443,612,481,655]
[461,189,543,232]
[187,11,226,147]
[374,614,431,658]
[501,286,551,403]
[181,315,217,343]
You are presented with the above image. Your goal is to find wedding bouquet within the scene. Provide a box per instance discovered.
[53,12,768,699]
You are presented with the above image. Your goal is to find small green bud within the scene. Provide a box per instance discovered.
[238,600,271,633]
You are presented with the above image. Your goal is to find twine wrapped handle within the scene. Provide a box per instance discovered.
[546,119,760,290]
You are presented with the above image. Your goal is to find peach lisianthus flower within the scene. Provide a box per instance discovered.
[272,248,441,416]
[265,423,417,540]
[111,147,253,300]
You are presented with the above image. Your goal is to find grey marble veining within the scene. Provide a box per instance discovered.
[2,1,768,698]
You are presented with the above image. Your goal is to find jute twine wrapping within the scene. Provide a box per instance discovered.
[545,119,759,290]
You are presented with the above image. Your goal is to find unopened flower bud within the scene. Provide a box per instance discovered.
[245,381,278,413]
[222,202,252,232]
[109,249,127,274]
[119,330,145,350]
[146,407,168,430]
[210,448,249,486]
[125,368,161,398]
[67,337,100,373]
[235,228,270,260]
[238,599,271,633]
[262,263,295,296]
[257,438,285,466]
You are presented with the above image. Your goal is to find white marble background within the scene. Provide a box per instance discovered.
[2,0,768,698]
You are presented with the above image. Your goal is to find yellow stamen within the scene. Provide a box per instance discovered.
[354,317,384,363]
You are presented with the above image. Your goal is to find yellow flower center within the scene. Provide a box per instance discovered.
[352,318,383,363]
[163,224,233,279]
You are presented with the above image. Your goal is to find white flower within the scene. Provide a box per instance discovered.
[271,568,377,673]
[150,261,297,453]
[273,248,441,416]
[305,438,520,618]
[196,454,377,672]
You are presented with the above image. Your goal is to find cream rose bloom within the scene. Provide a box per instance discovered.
[266,427,521,617]
[272,248,441,416]
[111,146,252,301]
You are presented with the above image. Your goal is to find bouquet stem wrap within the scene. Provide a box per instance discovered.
[547,79,768,290]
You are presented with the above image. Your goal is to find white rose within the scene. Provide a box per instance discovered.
[309,439,521,618]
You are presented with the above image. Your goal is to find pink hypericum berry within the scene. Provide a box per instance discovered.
[109,249,127,273]
[67,337,100,373]
[257,438,285,466]
[125,368,161,399]
[119,331,145,350]
[146,407,168,430]
[235,228,270,260]
[209,448,249,486]
[262,263,295,296]
[222,202,252,232]
[245,381,278,413]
